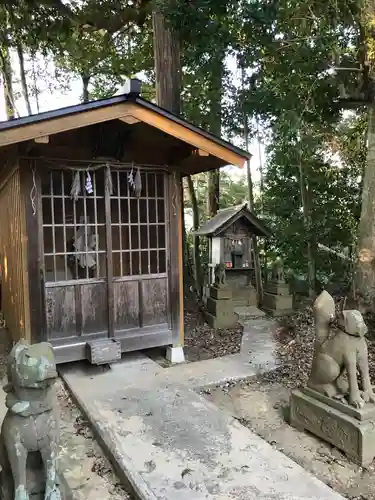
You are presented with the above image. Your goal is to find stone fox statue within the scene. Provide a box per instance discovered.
[214,263,226,287]
[0,340,61,500]
[307,291,375,409]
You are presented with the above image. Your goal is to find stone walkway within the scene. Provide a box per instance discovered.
[60,319,345,500]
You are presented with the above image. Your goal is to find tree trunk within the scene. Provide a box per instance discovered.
[186,175,202,298]
[152,10,181,114]
[243,111,263,305]
[298,160,316,298]
[0,38,15,120]
[207,57,224,217]
[354,104,375,310]
[82,75,90,103]
[152,8,202,299]
[17,43,32,115]
[207,170,220,217]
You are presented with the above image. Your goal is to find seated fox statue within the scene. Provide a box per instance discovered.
[307,290,375,409]
[0,340,61,500]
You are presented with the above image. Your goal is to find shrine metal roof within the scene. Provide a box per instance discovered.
[193,202,271,238]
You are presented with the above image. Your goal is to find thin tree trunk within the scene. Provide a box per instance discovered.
[31,49,40,113]
[82,75,90,103]
[186,175,202,298]
[17,43,32,115]
[207,170,220,217]
[355,104,375,311]
[244,113,263,305]
[207,57,224,217]
[353,0,375,311]
[0,38,15,120]
[298,159,316,298]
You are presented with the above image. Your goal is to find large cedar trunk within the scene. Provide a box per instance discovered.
[152,10,181,114]
[152,8,202,298]
[355,104,375,311]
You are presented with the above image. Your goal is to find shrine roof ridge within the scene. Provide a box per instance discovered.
[194,202,271,238]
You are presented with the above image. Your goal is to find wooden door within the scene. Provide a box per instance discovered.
[110,168,171,351]
[41,169,110,360]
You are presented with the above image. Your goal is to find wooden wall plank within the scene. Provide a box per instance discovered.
[141,278,167,326]
[113,281,139,331]
[0,155,30,342]
[81,283,108,334]
[45,286,76,338]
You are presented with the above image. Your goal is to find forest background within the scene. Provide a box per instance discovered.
[1,0,373,308]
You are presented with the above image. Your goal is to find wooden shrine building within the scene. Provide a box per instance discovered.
[0,79,250,364]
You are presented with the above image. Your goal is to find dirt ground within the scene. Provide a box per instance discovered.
[183,307,243,362]
[57,382,134,499]
[203,376,375,500]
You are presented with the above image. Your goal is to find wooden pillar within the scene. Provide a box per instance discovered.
[168,170,184,346]
[20,159,45,344]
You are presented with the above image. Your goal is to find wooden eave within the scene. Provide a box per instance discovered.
[0,96,250,170]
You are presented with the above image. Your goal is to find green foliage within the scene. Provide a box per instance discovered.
[2,0,369,294]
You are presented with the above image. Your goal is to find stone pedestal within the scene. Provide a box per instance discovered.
[166,346,185,364]
[232,284,257,307]
[205,285,237,329]
[290,388,375,466]
[262,281,293,316]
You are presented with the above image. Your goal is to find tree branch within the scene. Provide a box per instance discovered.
[23,0,152,33]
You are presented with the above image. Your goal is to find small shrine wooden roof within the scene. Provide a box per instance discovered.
[194,203,272,238]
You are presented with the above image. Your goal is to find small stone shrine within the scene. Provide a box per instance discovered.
[205,263,237,328]
[262,260,293,316]
[289,291,375,466]
[194,203,271,314]
[0,340,62,500]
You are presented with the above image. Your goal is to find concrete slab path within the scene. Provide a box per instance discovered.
[60,349,345,500]
[240,318,280,373]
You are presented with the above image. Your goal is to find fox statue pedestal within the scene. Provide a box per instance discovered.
[204,263,237,329]
[290,387,375,466]
[289,291,375,466]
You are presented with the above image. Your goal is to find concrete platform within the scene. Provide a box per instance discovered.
[61,354,345,500]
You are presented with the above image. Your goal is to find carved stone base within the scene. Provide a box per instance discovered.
[289,389,375,466]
